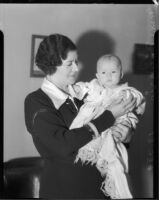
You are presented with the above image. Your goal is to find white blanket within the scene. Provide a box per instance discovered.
[69,81,146,199]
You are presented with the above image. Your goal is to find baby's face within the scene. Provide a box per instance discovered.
[96,60,122,88]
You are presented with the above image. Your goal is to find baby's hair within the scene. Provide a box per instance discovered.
[97,54,122,71]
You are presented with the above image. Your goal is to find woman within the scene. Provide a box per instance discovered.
[24,34,136,199]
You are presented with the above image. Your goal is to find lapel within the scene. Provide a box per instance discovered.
[59,98,78,127]
[41,78,84,128]
[73,97,84,109]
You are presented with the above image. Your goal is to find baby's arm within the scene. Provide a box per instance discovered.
[123,88,146,115]
[112,87,146,142]
[69,102,101,129]
[99,87,144,142]
[70,81,108,129]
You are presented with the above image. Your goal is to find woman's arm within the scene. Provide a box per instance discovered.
[25,95,115,159]
[32,109,95,158]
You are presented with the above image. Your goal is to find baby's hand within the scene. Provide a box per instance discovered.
[73,82,90,100]
[70,103,96,129]
[79,103,97,117]
[73,84,81,94]
[111,120,132,143]
[78,103,102,124]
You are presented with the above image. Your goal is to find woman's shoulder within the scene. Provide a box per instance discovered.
[25,88,54,109]
[26,88,46,98]
[26,88,48,100]
[24,89,59,134]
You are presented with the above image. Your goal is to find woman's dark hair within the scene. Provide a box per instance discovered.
[35,34,77,75]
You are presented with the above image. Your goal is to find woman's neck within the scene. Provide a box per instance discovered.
[46,75,69,94]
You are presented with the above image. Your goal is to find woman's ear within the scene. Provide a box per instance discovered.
[121,71,124,79]
[96,73,99,79]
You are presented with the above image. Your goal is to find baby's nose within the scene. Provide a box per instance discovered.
[105,74,112,80]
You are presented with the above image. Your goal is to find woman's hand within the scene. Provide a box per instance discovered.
[111,120,134,143]
[107,94,136,119]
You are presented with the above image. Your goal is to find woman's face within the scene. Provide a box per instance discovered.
[56,50,79,85]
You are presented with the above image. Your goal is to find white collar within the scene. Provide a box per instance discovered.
[41,78,77,110]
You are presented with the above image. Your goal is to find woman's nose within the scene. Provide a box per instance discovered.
[72,62,78,72]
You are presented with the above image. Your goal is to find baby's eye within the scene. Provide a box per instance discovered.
[102,72,105,74]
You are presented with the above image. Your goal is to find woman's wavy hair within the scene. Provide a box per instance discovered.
[35,34,77,75]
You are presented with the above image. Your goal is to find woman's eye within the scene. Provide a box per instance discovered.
[66,60,78,67]
[67,62,72,66]
[112,71,116,74]
[102,72,105,74]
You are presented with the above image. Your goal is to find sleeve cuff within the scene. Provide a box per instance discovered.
[87,122,99,138]
[91,110,115,133]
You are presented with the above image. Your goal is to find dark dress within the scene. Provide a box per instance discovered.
[24,88,114,199]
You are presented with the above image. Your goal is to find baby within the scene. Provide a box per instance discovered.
[70,54,145,132]
[69,54,146,199]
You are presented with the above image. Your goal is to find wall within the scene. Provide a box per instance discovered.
[2,4,156,197]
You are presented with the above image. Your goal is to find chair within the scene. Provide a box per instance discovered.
[3,157,44,198]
